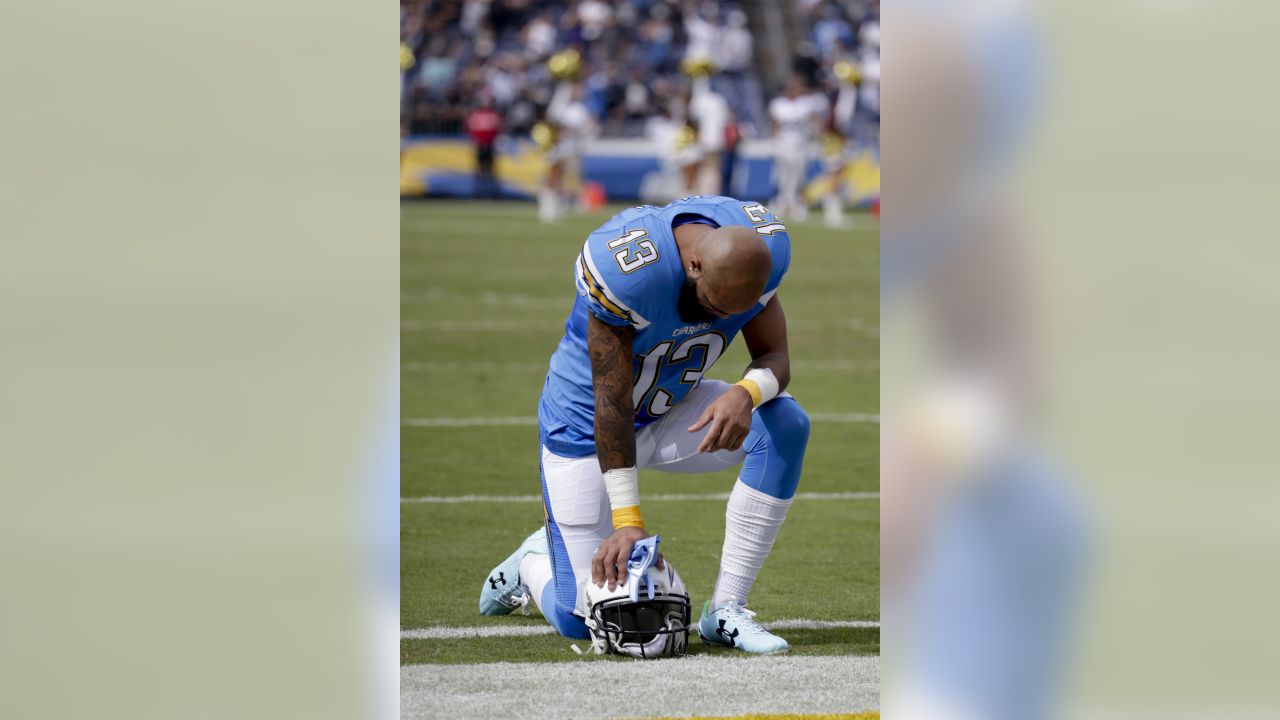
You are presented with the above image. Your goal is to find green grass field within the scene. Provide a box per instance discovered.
[401,200,879,666]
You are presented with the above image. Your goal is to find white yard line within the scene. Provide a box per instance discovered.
[402,291,570,309]
[401,619,879,640]
[403,319,879,335]
[765,619,882,631]
[402,319,556,333]
[402,416,539,427]
[401,359,877,373]
[403,625,557,639]
[401,655,880,719]
[404,413,878,427]
[793,359,879,371]
[402,360,547,372]
[789,318,880,337]
[401,494,544,504]
[808,411,880,423]
[401,491,879,504]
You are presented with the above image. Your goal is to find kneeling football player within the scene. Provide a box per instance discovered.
[479,196,810,654]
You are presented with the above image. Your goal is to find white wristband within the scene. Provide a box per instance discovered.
[602,467,640,510]
[744,368,780,405]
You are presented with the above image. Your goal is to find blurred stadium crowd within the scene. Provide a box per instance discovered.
[399,0,880,144]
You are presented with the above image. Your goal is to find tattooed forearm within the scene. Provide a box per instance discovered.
[587,315,637,471]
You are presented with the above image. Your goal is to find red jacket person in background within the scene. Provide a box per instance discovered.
[466,97,501,199]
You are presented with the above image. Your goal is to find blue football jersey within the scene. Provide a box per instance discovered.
[539,196,791,458]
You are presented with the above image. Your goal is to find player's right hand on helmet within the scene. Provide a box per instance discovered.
[592,526,665,591]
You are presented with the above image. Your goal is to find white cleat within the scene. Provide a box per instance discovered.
[697,600,790,654]
[478,526,547,616]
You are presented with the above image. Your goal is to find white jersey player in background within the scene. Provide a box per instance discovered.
[822,21,880,228]
[822,63,860,228]
[856,20,881,151]
[688,74,730,196]
[769,76,827,222]
[540,81,596,223]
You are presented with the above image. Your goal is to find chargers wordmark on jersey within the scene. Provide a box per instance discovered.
[671,322,713,337]
[541,196,791,458]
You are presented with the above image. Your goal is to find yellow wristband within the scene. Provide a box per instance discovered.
[734,378,763,407]
[611,505,645,530]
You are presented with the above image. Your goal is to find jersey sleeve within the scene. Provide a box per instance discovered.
[573,220,663,331]
[768,97,783,122]
[757,233,790,308]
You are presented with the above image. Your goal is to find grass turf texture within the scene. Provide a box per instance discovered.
[402,200,879,665]
[642,715,879,720]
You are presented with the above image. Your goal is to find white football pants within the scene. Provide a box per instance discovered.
[537,379,791,617]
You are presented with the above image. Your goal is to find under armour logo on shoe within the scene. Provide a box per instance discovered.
[488,572,506,590]
[716,619,739,647]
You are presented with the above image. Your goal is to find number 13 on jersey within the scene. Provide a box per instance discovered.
[609,229,660,274]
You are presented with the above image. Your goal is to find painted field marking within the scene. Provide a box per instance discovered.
[401,655,880,718]
[404,413,878,428]
[401,491,879,505]
[764,619,882,631]
[403,625,556,640]
[808,412,880,423]
[403,416,539,427]
[403,319,879,335]
[789,318,880,337]
[403,360,546,372]
[792,359,880,371]
[402,359,878,373]
[402,319,555,333]
[401,619,879,640]
[402,291,569,309]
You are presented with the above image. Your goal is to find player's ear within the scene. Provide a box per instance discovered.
[687,254,702,278]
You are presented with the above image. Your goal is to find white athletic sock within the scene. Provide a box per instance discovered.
[712,569,754,607]
[824,193,846,227]
[538,188,558,223]
[520,552,554,613]
[712,480,794,607]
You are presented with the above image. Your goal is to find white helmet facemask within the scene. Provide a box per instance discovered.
[580,536,690,659]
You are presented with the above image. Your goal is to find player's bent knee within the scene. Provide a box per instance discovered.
[741,397,810,500]
[754,396,810,457]
[540,583,591,639]
[546,605,591,639]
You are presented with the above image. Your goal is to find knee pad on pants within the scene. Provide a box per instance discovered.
[741,396,811,500]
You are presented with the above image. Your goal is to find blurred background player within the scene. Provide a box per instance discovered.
[721,108,742,195]
[853,9,880,150]
[820,60,859,228]
[670,87,705,199]
[685,60,732,196]
[641,103,695,203]
[768,75,825,222]
[538,51,596,222]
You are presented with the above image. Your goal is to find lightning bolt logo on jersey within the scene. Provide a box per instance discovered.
[539,196,791,458]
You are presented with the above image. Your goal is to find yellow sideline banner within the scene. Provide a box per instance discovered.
[400,137,880,205]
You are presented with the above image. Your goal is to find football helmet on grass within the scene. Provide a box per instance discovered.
[581,536,690,658]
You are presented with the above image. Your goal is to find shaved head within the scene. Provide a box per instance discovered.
[691,226,771,316]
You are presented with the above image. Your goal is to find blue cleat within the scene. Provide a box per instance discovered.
[697,600,790,654]
[478,526,548,616]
